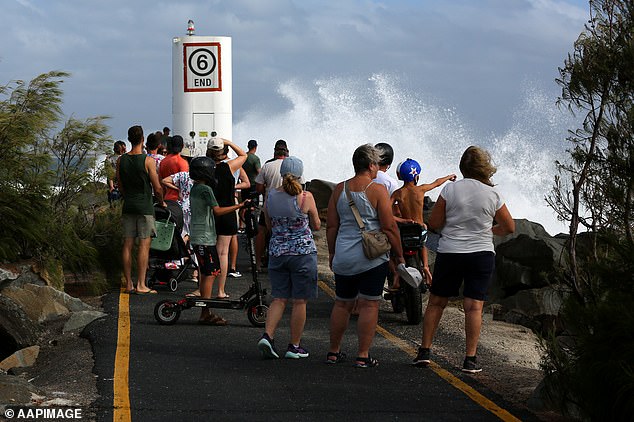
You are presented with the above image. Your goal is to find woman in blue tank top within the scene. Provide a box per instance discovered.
[325,144,405,368]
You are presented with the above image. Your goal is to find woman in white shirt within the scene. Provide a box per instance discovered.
[413,146,515,374]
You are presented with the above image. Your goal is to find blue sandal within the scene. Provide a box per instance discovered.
[354,356,379,368]
[326,351,347,364]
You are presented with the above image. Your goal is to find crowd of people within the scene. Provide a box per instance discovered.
[107,125,515,373]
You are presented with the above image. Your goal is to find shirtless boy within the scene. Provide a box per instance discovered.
[391,158,456,287]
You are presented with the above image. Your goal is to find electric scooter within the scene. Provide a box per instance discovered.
[153,201,269,327]
[383,222,428,325]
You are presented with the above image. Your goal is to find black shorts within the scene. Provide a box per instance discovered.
[430,251,495,301]
[334,262,389,301]
[193,244,221,276]
[215,212,238,236]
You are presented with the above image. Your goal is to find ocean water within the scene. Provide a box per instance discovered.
[234,73,578,236]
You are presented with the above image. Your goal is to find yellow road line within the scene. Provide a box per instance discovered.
[317,280,521,422]
[113,287,131,422]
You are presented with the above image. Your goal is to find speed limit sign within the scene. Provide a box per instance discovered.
[183,42,222,92]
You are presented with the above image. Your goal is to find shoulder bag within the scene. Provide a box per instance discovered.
[345,182,391,259]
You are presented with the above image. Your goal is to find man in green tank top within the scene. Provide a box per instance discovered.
[116,125,165,294]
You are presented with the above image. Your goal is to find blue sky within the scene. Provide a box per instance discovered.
[1,0,588,141]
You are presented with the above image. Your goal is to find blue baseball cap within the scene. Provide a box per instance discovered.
[280,156,304,178]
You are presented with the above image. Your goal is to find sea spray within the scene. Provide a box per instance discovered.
[234,73,576,235]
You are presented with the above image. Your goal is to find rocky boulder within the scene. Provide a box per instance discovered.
[2,286,70,324]
[307,179,336,210]
[0,266,104,410]
[0,295,42,359]
[494,286,567,333]
[488,220,570,333]
[491,219,567,299]
[0,263,46,291]
[0,346,40,371]
[1,283,96,325]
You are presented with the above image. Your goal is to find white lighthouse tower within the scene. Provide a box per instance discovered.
[172,20,232,157]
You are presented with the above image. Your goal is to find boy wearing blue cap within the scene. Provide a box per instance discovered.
[390,158,456,287]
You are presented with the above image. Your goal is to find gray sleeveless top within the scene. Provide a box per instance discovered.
[331,181,389,275]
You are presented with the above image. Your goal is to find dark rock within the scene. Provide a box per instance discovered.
[494,219,552,244]
[492,219,567,298]
[0,264,46,291]
[2,286,70,324]
[307,179,336,210]
[0,295,41,361]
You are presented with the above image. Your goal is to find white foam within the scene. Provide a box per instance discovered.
[235,73,576,235]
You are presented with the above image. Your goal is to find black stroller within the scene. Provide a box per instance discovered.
[147,203,196,292]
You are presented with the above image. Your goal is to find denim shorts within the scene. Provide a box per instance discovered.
[334,262,389,301]
[193,244,221,277]
[122,214,156,239]
[430,251,495,301]
[268,254,318,299]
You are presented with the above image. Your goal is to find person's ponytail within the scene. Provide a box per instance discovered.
[282,173,302,196]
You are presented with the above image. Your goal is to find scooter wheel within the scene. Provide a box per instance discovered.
[247,302,268,327]
[404,283,423,325]
[154,300,181,325]
[169,278,178,292]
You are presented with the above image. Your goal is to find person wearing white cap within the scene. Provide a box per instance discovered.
[257,156,321,359]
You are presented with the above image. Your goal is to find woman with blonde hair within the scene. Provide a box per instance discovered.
[257,156,321,359]
[413,146,515,373]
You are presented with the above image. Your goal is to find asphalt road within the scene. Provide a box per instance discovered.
[85,238,536,421]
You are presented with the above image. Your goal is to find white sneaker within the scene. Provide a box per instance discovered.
[228,269,242,278]
[397,263,422,288]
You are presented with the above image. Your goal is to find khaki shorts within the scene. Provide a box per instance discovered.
[122,214,156,239]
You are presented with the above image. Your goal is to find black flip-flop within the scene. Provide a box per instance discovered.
[354,356,379,368]
[326,351,347,364]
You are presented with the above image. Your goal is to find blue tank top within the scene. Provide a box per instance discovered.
[332,181,388,275]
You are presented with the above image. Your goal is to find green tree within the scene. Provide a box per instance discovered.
[0,71,117,286]
[45,116,112,273]
[544,0,634,419]
[0,71,67,260]
[49,116,110,211]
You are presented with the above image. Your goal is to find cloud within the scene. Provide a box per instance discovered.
[0,0,588,138]
[14,0,44,16]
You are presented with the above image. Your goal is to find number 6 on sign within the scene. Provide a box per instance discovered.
[184,42,222,92]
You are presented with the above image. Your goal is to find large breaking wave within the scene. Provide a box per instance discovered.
[235,73,577,235]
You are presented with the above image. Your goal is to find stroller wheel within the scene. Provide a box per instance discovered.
[169,278,178,292]
[154,300,181,325]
